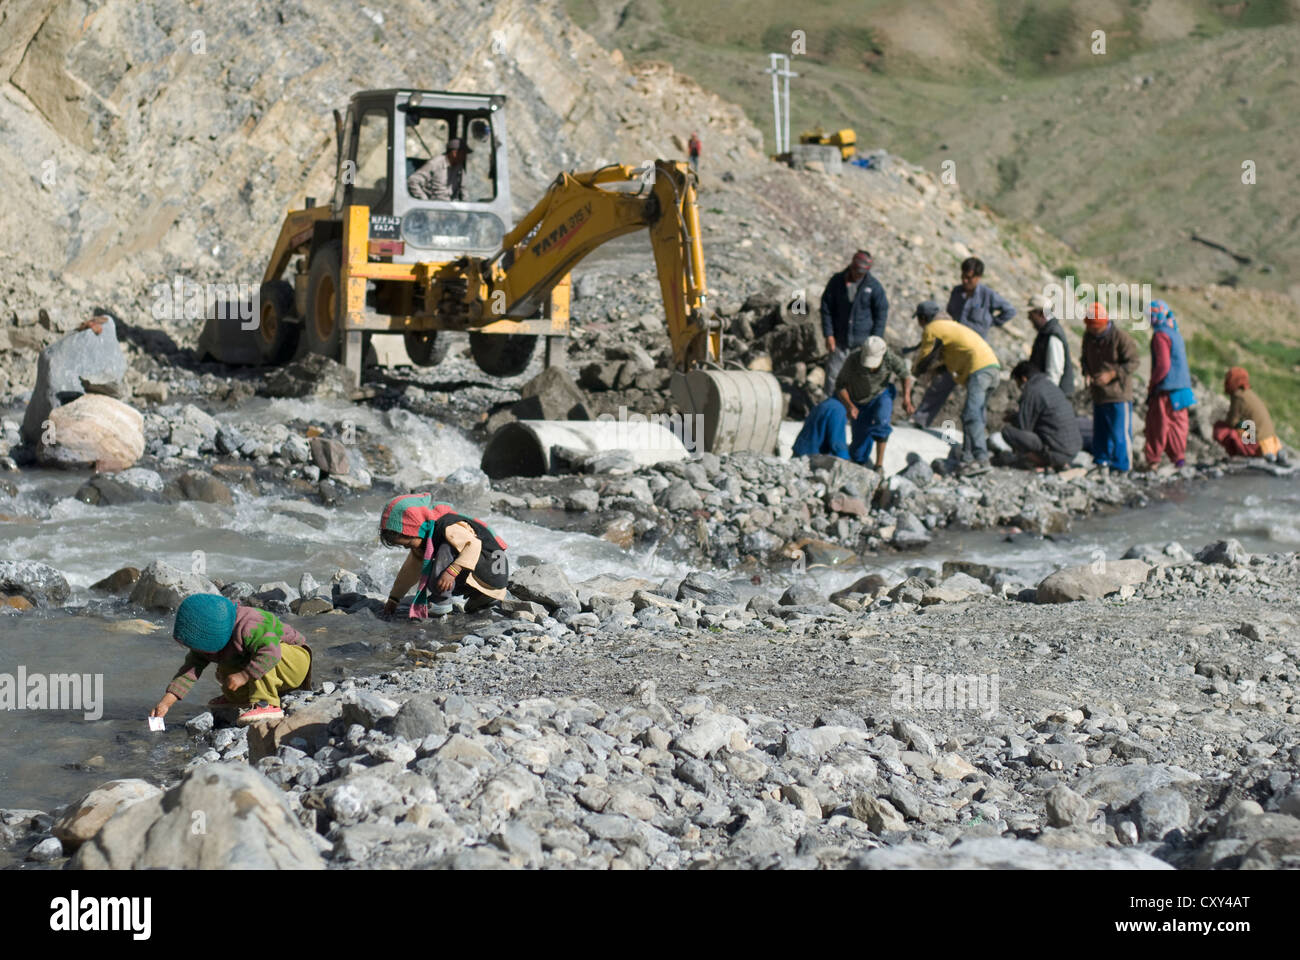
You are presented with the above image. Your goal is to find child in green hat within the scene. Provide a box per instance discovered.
[150,593,313,726]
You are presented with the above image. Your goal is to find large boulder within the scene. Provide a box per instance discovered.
[20,317,128,445]
[129,560,220,611]
[70,763,324,869]
[262,354,352,399]
[513,366,590,421]
[0,559,72,606]
[36,394,144,471]
[1035,559,1150,604]
[509,563,579,612]
[52,779,163,853]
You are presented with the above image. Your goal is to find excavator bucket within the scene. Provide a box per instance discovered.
[671,369,784,456]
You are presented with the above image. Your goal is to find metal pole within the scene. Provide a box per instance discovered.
[782,55,791,157]
[769,53,782,154]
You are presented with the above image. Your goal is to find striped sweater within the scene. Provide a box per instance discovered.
[166,605,307,700]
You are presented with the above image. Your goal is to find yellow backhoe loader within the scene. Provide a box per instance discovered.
[240,88,782,455]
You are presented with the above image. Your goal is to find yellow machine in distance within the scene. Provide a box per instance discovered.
[249,88,782,455]
[799,126,857,161]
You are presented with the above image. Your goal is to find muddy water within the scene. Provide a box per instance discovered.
[3,392,1298,815]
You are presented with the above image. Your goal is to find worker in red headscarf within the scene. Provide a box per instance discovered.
[1214,367,1285,463]
[1079,302,1139,473]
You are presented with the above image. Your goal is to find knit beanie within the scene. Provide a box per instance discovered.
[1083,302,1109,333]
[1225,367,1250,394]
[173,593,237,653]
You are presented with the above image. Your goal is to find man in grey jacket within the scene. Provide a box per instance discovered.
[820,249,889,388]
[1002,360,1082,469]
[913,256,1016,426]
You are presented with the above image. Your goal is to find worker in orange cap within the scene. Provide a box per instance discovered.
[1079,302,1140,473]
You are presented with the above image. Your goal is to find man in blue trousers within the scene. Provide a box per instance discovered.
[792,396,851,460]
[834,336,914,469]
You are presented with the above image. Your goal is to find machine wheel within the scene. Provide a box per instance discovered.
[469,332,537,377]
[256,280,300,364]
[404,330,449,367]
[304,240,343,358]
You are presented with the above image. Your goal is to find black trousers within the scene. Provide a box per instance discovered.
[1002,425,1074,468]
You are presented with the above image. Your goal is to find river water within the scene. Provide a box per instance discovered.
[3,394,1299,814]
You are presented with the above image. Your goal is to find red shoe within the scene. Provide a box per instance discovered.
[235,703,284,726]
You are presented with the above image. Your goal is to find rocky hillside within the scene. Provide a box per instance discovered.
[0,0,761,334]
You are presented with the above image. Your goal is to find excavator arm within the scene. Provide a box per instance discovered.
[453,158,782,456]
[456,160,719,371]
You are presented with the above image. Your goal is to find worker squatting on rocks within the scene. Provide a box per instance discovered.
[1142,299,1196,471]
[912,302,1001,474]
[380,494,509,618]
[913,257,1016,426]
[1080,302,1140,474]
[150,594,313,726]
[819,249,889,389]
[1215,367,1285,463]
[1001,360,1082,471]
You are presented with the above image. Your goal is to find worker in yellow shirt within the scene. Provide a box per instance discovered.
[911,301,1001,474]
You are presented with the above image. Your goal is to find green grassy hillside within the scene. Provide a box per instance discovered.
[570,0,1300,298]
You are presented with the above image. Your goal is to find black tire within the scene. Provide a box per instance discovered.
[469,332,537,377]
[304,240,342,359]
[256,280,300,365]
[404,330,449,367]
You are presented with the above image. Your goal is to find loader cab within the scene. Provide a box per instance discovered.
[333,89,512,264]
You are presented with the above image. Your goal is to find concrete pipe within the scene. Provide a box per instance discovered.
[481,419,691,479]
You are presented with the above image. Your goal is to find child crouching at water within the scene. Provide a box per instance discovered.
[150,594,312,726]
[379,494,509,618]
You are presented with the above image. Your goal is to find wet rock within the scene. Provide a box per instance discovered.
[129,560,220,611]
[291,597,333,616]
[168,470,235,505]
[509,563,580,613]
[52,779,163,853]
[27,837,64,862]
[310,437,351,475]
[90,567,141,594]
[0,560,72,606]
[20,317,128,445]
[262,354,352,399]
[37,394,144,471]
[1035,559,1150,603]
[70,763,324,869]
[1122,542,1193,564]
[892,512,931,549]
